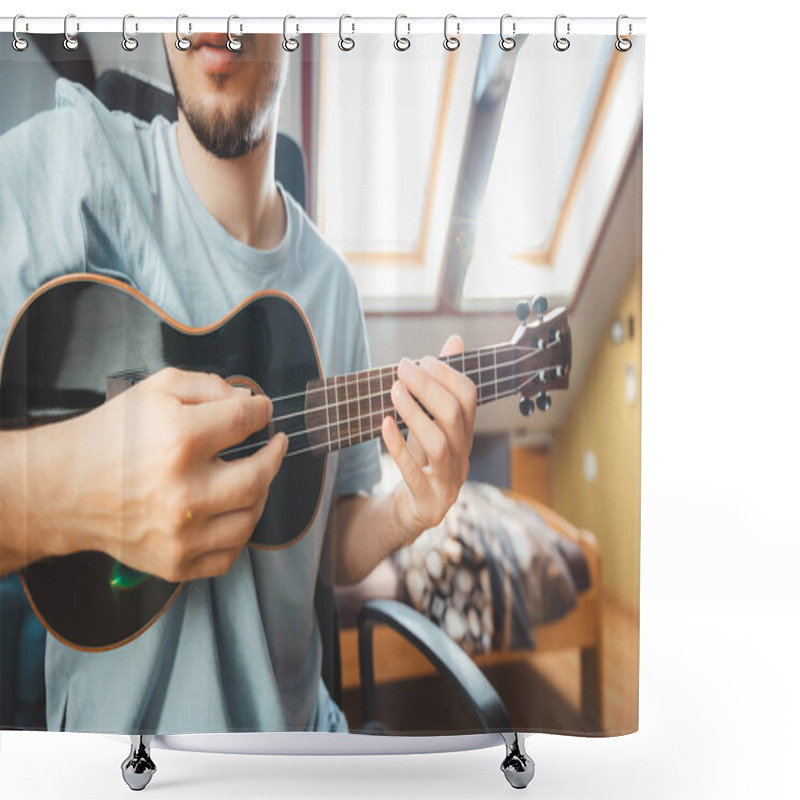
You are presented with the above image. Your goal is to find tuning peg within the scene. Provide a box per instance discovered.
[532,296,548,319]
[516,300,531,322]
[535,392,552,412]
[519,396,535,417]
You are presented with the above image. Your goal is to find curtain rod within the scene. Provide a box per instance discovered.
[0,16,646,37]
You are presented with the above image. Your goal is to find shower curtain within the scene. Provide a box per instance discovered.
[0,19,644,749]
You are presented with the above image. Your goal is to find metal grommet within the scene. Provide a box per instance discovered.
[283,15,299,51]
[122,14,139,51]
[394,14,411,51]
[553,14,570,51]
[63,13,79,51]
[175,14,191,51]
[338,14,355,51]
[12,15,29,52]
[499,14,515,51]
[443,14,460,51]
[615,14,632,51]
[227,15,242,51]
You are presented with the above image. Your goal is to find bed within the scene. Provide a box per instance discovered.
[334,458,603,731]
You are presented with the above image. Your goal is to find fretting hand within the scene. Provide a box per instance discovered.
[381,335,477,544]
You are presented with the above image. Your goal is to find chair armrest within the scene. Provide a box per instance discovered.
[357,598,511,731]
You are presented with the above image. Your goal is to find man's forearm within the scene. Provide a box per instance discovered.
[1,369,284,584]
[0,429,73,576]
[323,491,420,588]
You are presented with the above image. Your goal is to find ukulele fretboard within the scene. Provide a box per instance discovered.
[303,344,550,455]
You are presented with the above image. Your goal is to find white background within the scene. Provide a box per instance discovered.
[1,1,798,798]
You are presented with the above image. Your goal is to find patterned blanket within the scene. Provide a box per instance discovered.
[390,481,579,655]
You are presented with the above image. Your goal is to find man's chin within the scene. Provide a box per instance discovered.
[182,104,265,160]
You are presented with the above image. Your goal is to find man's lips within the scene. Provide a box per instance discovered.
[187,34,242,73]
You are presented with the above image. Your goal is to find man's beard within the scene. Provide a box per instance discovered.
[169,71,269,160]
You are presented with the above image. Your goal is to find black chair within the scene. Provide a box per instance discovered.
[1,68,533,791]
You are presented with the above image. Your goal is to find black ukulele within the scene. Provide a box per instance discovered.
[0,275,571,650]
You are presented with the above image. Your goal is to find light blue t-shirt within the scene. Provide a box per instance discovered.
[0,79,381,734]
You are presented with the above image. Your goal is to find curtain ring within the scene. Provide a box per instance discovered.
[175,14,191,51]
[12,15,29,52]
[553,15,570,51]
[338,15,355,51]
[499,14,515,51]
[122,14,139,51]
[63,13,79,51]
[394,14,411,51]
[227,15,242,51]
[283,15,299,51]
[615,14,632,51]
[443,14,460,51]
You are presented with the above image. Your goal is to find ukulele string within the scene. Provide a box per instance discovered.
[227,356,559,456]
[220,362,562,459]
[264,342,546,428]
[221,348,552,455]
[258,341,532,409]
[282,364,555,459]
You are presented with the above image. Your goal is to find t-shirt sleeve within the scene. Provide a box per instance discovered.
[331,276,383,497]
[0,85,92,344]
[0,79,134,345]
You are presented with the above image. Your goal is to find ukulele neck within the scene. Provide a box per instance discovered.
[303,344,536,456]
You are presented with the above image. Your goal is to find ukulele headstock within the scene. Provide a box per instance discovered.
[510,296,571,416]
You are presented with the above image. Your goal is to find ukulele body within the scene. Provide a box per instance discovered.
[0,274,326,650]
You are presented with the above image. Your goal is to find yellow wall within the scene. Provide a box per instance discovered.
[551,262,641,609]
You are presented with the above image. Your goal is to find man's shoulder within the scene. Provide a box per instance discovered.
[54,78,151,140]
[55,78,108,114]
[2,78,154,169]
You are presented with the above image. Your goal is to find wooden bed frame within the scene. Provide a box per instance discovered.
[337,493,603,728]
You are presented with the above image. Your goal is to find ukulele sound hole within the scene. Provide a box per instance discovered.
[225,374,265,396]
[223,374,274,460]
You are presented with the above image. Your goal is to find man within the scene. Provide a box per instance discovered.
[0,34,476,733]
